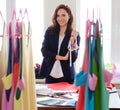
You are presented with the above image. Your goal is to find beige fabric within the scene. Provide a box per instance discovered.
[2,74,12,90]
[14,21,37,110]
[0,23,8,110]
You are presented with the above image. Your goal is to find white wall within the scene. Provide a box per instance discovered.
[111,0,120,64]
[44,0,77,30]
[6,0,16,23]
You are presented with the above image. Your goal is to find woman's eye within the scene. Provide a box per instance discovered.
[62,14,66,17]
[57,14,66,18]
[57,15,60,17]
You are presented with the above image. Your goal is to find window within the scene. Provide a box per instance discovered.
[76,0,111,72]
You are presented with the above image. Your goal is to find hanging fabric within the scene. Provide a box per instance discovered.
[2,23,14,110]
[75,9,109,110]
[14,13,25,110]
[19,9,37,110]
[14,9,37,110]
[93,19,109,110]
[0,11,8,110]
[75,18,91,110]
[1,9,37,110]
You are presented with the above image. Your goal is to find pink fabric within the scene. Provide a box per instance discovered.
[2,88,14,110]
[76,19,90,110]
[18,77,25,90]
[112,65,120,79]
[88,74,98,91]
[104,69,113,83]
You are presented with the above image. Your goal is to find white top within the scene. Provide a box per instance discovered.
[50,36,64,78]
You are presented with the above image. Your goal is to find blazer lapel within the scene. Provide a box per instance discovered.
[59,34,70,55]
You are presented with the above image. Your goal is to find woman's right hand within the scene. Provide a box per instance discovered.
[55,52,69,61]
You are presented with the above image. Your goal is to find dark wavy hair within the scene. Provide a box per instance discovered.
[49,4,74,35]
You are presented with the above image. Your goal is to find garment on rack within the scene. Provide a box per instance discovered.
[0,22,8,110]
[19,21,37,110]
[2,36,14,110]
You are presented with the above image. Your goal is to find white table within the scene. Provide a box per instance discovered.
[109,87,120,109]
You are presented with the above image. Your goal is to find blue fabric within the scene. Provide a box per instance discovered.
[85,35,95,110]
[6,38,12,102]
[75,71,87,86]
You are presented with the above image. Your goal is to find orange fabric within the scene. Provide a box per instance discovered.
[13,63,20,92]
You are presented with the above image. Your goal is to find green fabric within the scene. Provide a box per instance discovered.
[16,88,21,100]
[97,37,109,110]
[92,37,109,110]
[15,38,22,100]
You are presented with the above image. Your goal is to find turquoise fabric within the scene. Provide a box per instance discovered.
[75,71,87,86]
[85,35,94,110]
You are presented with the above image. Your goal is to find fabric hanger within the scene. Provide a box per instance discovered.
[0,11,5,37]
[8,9,16,38]
[17,9,23,22]
[22,8,30,22]
[10,9,16,23]
[21,8,31,49]
[0,11,5,22]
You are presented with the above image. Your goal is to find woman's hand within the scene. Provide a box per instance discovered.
[69,30,78,51]
[55,52,69,61]
[70,30,78,44]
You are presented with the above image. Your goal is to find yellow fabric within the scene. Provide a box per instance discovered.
[0,23,8,110]
[14,21,37,110]
[2,74,12,90]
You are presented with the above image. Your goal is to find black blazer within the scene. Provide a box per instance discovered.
[39,27,80,83]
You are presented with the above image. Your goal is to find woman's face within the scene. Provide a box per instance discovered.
[56,9,70,28]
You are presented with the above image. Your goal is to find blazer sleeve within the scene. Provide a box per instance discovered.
[41,28,56,59]
[69,34,80,63]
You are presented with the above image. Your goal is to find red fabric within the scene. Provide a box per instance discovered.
[46,82,79,91]
[13,63,20,92]
[76,20,90,110]
[76,86,86,110]
[106,83,116,90]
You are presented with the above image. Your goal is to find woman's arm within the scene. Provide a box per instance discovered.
[41,28,57,59]
[55,52,69,61]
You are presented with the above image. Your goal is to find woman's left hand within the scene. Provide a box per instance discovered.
[69,30,78,51]
[70,30,78,44]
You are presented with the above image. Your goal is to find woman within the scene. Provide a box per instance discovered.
[39,4,80,84]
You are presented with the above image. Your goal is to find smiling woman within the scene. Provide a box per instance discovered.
[38,4,80,84]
